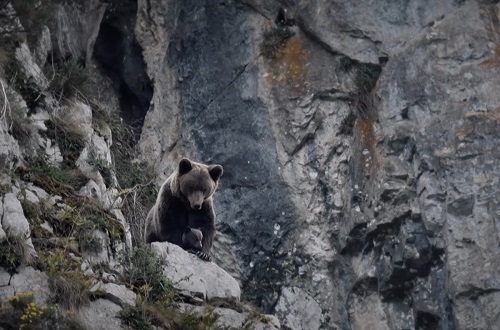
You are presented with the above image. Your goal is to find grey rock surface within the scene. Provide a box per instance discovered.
[90,282,137,307]
[1,193,37,258]
[15,43,47,88]
[151,242,241,301]
[274,286,322,330]
[76,298,123,330]
[0,267,50,305]
[0,81,22,171]
[131,0,500,329]
[2,0,497,328]
[51,0,107,64]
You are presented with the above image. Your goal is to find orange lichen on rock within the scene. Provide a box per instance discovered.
[267,36,309,92]
[481,44,500,67]
[353,115,379,179]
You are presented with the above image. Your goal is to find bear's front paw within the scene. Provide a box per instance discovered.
[196,251,212,262]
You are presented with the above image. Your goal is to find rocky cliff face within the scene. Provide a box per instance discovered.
[135,0,500,329]
[0,0,277,329]
[1,0,499,329]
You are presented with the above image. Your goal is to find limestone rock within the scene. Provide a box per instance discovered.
[90,282,136,307]
[130,1,500,328]
[0,82,22,171]
[274,287,323,330]
[1,193,36,258]
[26,184,49,201]
[76,298,122,330]
[15,43,48,88]
[43,138,63,166]
[51,1,108,64]
[59,102,93,142]
[212,232,242,285]
[33,26,52,67]
[0,267,50,305]
[151,242,240,301]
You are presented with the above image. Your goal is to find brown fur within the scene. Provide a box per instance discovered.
[182,227,203,251]
[144,158,223,261]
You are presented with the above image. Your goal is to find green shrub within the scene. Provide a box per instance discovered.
[120,306,154,330]
[4,55,46,110]
[30,155,72,186]
[39,248,92,310]
[87,150,114,187]
[8,100,34,143]
[11,0,54,42]
[173,307,221,330]
[121,245,173,302]
[260,27,295,59]
[47,60,92,100]
[0,236,26,273]
[0,291,85,330]
[25,155,86,192]
[45,120,86,167]
[120,304,226,330]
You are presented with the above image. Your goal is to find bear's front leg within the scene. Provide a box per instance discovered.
[196,225,214,262]
[188,202,216,262]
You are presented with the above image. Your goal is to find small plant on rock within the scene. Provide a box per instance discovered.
[120,305,154,330]
[40,249,93,310]
[0,291,85,330]
[87,149,114,187]
[9,0,55,42]
[47,60,91,100]
[121,245,173,302]
[0,235,33,274]
[4,56,46,110]
[78,229,103,254]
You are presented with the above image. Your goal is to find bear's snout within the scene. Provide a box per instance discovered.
[188,191,205,210]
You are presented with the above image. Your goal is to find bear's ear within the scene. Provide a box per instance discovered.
[179,158,192,175]
[208,165,223,182]
[183,226,192,234]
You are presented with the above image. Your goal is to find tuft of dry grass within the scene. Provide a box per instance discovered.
[48,272,91,309]
[0,235,35,274]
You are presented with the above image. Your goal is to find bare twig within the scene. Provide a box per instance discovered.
[0,78,12,130]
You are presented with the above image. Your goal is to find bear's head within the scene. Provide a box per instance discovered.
[182,227,203,251]
[177,158,223,210]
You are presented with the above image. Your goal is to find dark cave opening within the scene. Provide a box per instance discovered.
[92,0,153,136]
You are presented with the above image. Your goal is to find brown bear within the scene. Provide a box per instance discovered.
[182,227,203,252]
[144,158,223,261]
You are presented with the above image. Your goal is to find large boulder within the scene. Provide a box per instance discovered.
[0,267,50,305]
[1,193,37,259]
[151,242,240,301]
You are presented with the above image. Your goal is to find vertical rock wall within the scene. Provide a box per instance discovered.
[135,0,500,329]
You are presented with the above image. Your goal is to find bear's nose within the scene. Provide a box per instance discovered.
[193,204,201,210]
